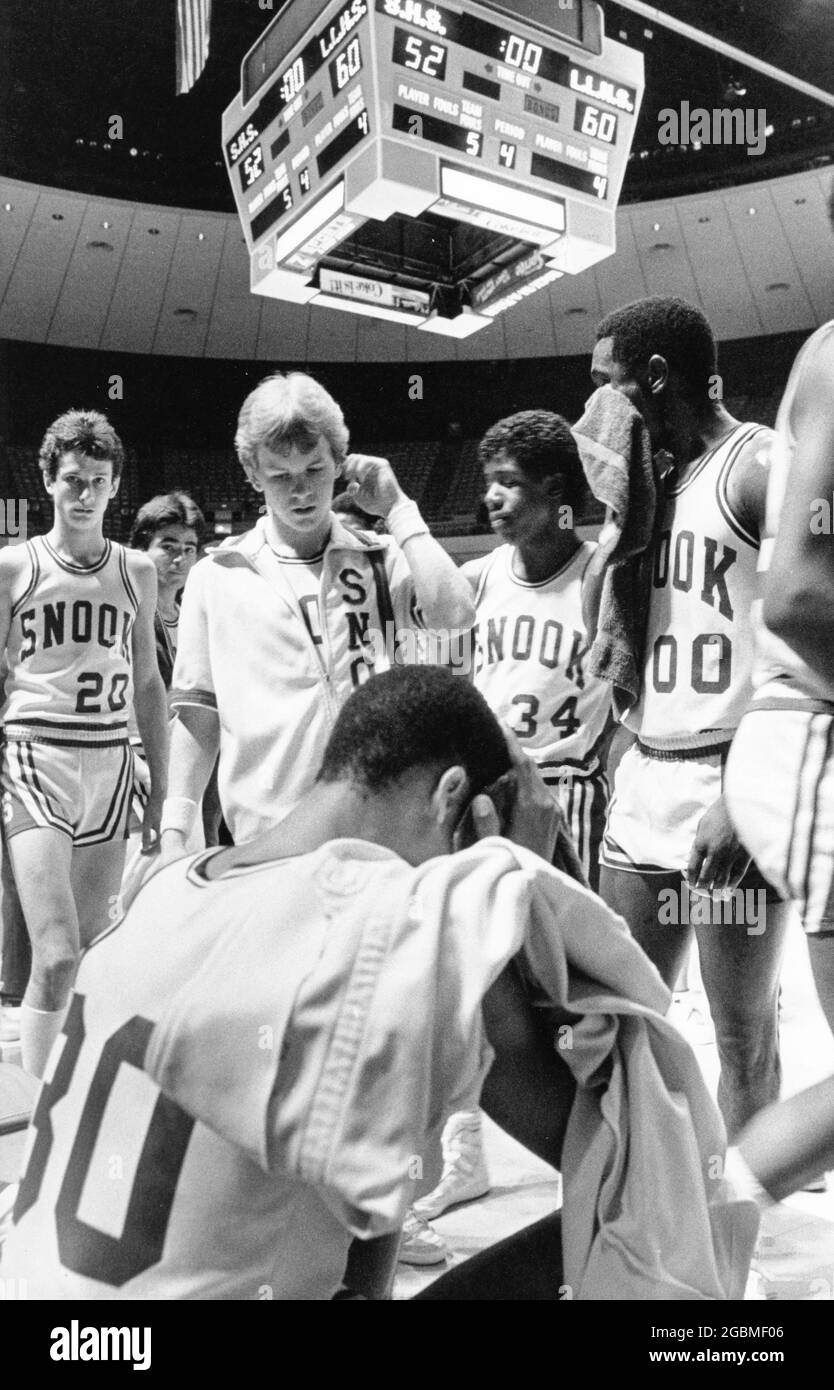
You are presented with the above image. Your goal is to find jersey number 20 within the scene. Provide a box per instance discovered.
[75,671,129,715]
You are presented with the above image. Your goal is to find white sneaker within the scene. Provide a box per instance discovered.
[668,989,715,1047]
[412,1110,490,1220]
[0,1005,21,1044]
[397,1210,447,1266]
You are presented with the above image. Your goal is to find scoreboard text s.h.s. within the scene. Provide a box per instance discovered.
[221,0,644,336]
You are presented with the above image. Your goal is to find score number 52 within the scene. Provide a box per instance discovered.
[401,34,446,78]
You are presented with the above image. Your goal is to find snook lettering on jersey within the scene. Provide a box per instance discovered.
[470,542,611,775]
[276,552,424,690]
[627,423,767,748]
[2,536,138,735]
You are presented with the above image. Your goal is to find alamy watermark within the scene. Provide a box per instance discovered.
[50,1322,151,1370]
[0,500,28,544]
[657,884,767,936]
[658,103,768,157]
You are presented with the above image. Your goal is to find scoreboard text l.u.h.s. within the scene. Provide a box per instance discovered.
[222,0,644,335]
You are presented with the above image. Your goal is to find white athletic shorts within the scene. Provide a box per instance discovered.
[726,706,834,935]
[0,728,134,846]
[601,740,735,876]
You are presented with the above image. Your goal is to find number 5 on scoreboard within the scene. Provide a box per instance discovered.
[466,131,483,157]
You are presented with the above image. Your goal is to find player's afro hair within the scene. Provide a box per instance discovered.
[38,409,125,482]
[317,665,511,795]
[596,296,717,403]
[478,409,585,508]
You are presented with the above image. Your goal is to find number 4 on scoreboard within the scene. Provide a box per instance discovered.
[498,142,516,169]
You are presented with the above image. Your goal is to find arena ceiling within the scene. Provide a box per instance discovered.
[2,166,832,362]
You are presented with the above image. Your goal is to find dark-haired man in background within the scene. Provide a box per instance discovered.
[590,296,790,1138]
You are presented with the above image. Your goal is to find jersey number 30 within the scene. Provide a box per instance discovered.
[14,993,194,1286]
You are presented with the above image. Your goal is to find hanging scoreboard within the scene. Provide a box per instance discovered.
[222,0,644,335]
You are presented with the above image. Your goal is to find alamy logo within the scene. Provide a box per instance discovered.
[0,499,27,544]
[657,885,767,936]
[50,1322,151,1371]
[658,102,768,157]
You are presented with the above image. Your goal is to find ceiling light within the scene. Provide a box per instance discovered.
[725,78,747,100]
[197,232,206,241]
[148,227,160,235]
[101,220,111,230]
[697,215,711,224]
[765,282,790,292]
[86,239,114,251]
[3,203,13,213]
[564,307,588,317]
[129,147,138,157]
[51,212,64,221]
[652,222,661,232]
[651,241,673,251]
[748,207,756,215]
[173,307,198,318]
[794,197,807,205]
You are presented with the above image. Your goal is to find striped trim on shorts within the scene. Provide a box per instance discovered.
[1,726,135,846]
[542,764,609,894]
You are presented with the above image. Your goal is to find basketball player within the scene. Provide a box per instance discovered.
[590,297,789,1137]
[463,410,612,889]
[128,492,204,692]
[0,667,579,1300]
[161,372,475,857]
[413,411,613,1224]
[0,410,169,1078]
[120,493,208,906]
[724,189,834,1199]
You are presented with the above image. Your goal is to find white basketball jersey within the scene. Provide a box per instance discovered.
[2,536,137,738]
[1,839,535,1300]
[469,542,611,775]
[627,424,768,748]
[752,320,834,705]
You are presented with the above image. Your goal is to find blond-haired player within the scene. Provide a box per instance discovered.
[162,371,474,855]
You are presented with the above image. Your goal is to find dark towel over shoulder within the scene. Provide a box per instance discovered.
[572,386,660,713]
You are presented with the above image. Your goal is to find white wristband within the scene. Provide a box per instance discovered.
[160,796,198,837]
[385,498,430,547]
